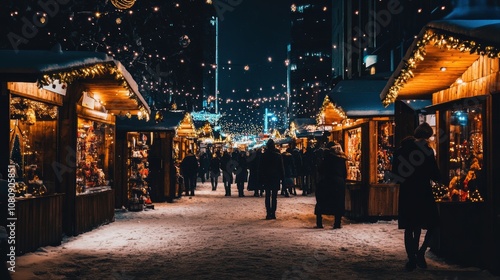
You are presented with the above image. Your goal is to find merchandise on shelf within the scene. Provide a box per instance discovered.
[75,118,113,194]
[127,133,152,210]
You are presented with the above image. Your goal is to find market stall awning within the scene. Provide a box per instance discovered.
[317,96,346,126]
[116,111,196,137]
[0,49,150,115]
[380,20,500,106]
[330,79,393,117]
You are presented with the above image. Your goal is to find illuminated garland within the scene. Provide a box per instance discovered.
[382,28,500,107]
[316,95,346,125]
[37,62,149,118]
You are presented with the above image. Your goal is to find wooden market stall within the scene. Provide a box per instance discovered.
[115,110,197,209]
[327,80,431,220]
[0,50,150,252]
[380,19,500,273]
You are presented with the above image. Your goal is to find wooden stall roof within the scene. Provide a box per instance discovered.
[380,20,500,106]
[116,110,196,138]
[0,49,150,115]
[317,95,346,126]
[330,79,394,118]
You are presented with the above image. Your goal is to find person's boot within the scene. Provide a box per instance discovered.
[315,215,323,228]
[416,248,427,269]
[333,216,342,229]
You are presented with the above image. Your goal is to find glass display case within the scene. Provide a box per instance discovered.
[346,127,362,181]
[446,105,484,202]
[9,96,58,197]
[75,118,114,194]
[376,121,395,183]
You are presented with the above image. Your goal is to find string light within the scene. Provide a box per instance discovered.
[382,28,500,107]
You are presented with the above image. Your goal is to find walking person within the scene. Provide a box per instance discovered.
[301,145,314,195]
[180,150,199,196]
[221,150,234,196]
[198,151,209,184]
[259,139,285,219]
[315,142,347,229]
[291,144,303,195]
[235,151,248,197]
[209,150,221,191]
[391,122,441,272]
[247,148,263,197]
[281,148,296,197]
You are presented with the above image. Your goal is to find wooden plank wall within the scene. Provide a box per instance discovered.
[433,56,500,104]
[75,190,115,235]
[368,184,399,217]
[15,194,64,255]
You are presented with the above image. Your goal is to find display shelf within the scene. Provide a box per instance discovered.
[127,133,152,210]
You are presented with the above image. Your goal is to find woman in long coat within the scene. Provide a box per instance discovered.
[259,139,285,219]
[209,151,221,191]
[247,148,263,197]
[220,150,234,196]
[235,151,248,197]
[392,122,440,271]
[281,148,296,197]
[315,142,347,229]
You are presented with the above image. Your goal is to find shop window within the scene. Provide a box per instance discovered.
[76,118,114,194]
[346,127,362,181]
[441,106,484,202]
[376,121,395,183]
[127,132,151,209]
[448,106,484,202]
[9,96,58,197]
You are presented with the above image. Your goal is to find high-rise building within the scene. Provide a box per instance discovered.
[332,0,452,80]
[289,1,333,119]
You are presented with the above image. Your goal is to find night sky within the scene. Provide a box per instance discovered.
[217,1,291,135]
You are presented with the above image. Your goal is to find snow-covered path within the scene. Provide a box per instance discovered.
[11,181,499,280]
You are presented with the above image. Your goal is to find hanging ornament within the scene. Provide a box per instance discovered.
[111,0,136,10]
[179,35,191,48]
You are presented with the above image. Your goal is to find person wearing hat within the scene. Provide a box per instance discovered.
[315,141,347,229]
[392,122,441,271]
[259,139,285,219]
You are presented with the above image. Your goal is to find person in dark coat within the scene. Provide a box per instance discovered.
[220,150,234,196]
[301,145,314,195]
[209,151,221,191]
[180,150,199,196]
[281,148,296,197]
[198,151,209,183]
[391,122,441,271]
[259,139,285,219]
[247,148,263,197]
[235,151,249,197]
[315,142,347,229]
[291,144,303,195]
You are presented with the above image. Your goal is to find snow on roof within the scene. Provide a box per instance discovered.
[330,79,393,117]
[0,49,113,74]
[427,20,500,45]
[116,111,187,132]
[0,49,150,114]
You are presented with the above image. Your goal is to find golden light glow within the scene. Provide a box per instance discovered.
[382,29,500,107]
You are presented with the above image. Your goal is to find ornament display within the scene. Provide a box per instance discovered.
[111,0,136,10]
[179,35,191,48]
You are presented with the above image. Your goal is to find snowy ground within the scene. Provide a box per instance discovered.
[10,180,500,280]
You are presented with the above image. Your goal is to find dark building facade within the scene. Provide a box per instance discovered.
[289,1,333,119]
[332,0,452,80]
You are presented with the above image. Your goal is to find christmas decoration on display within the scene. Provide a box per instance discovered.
[179,35,191,48]
[111,0,137,10]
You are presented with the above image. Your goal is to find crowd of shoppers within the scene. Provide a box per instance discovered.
[176,139,349,222]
